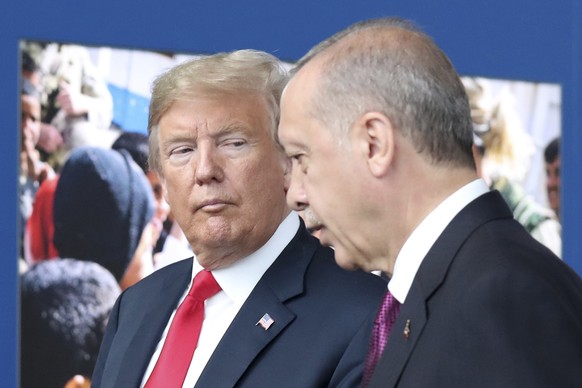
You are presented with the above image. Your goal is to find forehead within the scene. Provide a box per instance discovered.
[279,68,320,143]
[162,92,271,133]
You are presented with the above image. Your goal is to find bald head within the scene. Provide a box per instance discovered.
[293,17,475,169]
[279,18,479,271]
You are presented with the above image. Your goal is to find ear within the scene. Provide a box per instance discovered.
[352,112,395,177]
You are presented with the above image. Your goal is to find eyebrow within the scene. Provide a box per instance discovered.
[160,133,195,148]
[214,122,249,137]
[280,132,308,150]
[162,121,250,143]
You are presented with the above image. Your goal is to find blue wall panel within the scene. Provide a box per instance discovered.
[1,1,579,385]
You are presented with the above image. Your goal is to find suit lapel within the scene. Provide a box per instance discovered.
[115,259,193,386]
[196,282,296,387]
[369,191,513,387]
[196,223,315,387]
[370,283,428,387]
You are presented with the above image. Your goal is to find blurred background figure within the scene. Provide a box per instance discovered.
[21,47,64,162]
[21,41,117,169]
[19,78,56,268]
[20,258,121,388]
[151,211,193,270]
[52,146,155,289]
[464,77,562,258]
[110,131,192,269]
[111,131,169,246]
[544,137,561,220]
[463,77,535,185]
[23,176,60,265]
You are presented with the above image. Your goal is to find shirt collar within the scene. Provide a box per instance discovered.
[389,179,490,303]
[192,212,300,307]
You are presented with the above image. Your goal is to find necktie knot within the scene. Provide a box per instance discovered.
[190,270,221,301]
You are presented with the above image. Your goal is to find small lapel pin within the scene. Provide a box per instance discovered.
[256,313,275,331]
[403,319,411,340]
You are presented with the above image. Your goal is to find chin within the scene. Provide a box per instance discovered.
[333,252,361,271]
[316,229,332,246]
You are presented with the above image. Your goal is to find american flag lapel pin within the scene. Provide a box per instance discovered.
[256,313,275,331]
[403,319,411,340]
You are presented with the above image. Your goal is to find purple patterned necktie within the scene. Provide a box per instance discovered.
[362,289,401,387]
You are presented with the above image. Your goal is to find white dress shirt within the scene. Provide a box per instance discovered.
[140,212,300,387]
[388,179,490,303]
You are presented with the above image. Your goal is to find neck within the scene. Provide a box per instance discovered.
[382,162,478,274]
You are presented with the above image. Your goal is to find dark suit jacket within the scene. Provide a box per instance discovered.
[92,222,386,387]
[369,191,582,388]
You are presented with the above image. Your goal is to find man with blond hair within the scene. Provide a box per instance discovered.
[92,49,385,388]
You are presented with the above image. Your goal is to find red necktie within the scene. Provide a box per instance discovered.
[361,289,401,387]
[145,270,221,387]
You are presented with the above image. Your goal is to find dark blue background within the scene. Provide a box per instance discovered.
[2,1,580,385]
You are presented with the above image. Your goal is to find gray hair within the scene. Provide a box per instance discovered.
[148,49,289,174]
[296,17,475,168]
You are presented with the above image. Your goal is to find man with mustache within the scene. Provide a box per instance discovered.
[279,17,582,387]
[92,49,386,388]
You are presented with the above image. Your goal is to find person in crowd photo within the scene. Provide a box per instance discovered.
[20,45,64,162]
[21,41,119,170]
[53,146,155,290]
[20,258,121,388]
[464,77,562,258]
[111,131,192,268]
[544,136,561,221]
[23,175,60,264]
[278,17,582,387]
[19,79,56,267]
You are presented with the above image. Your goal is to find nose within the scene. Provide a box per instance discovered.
[195,143,224,185]
[548,172,560,187]
[286,166,308,211]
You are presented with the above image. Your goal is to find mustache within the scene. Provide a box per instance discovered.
[300,208,323,233]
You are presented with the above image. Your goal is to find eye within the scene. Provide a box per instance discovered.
[166,145,195,164]
[290,153,304,163]
[217,137,249,157]
[290,154,308,173]
[170,146,194,155]
[222,139,246,148]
